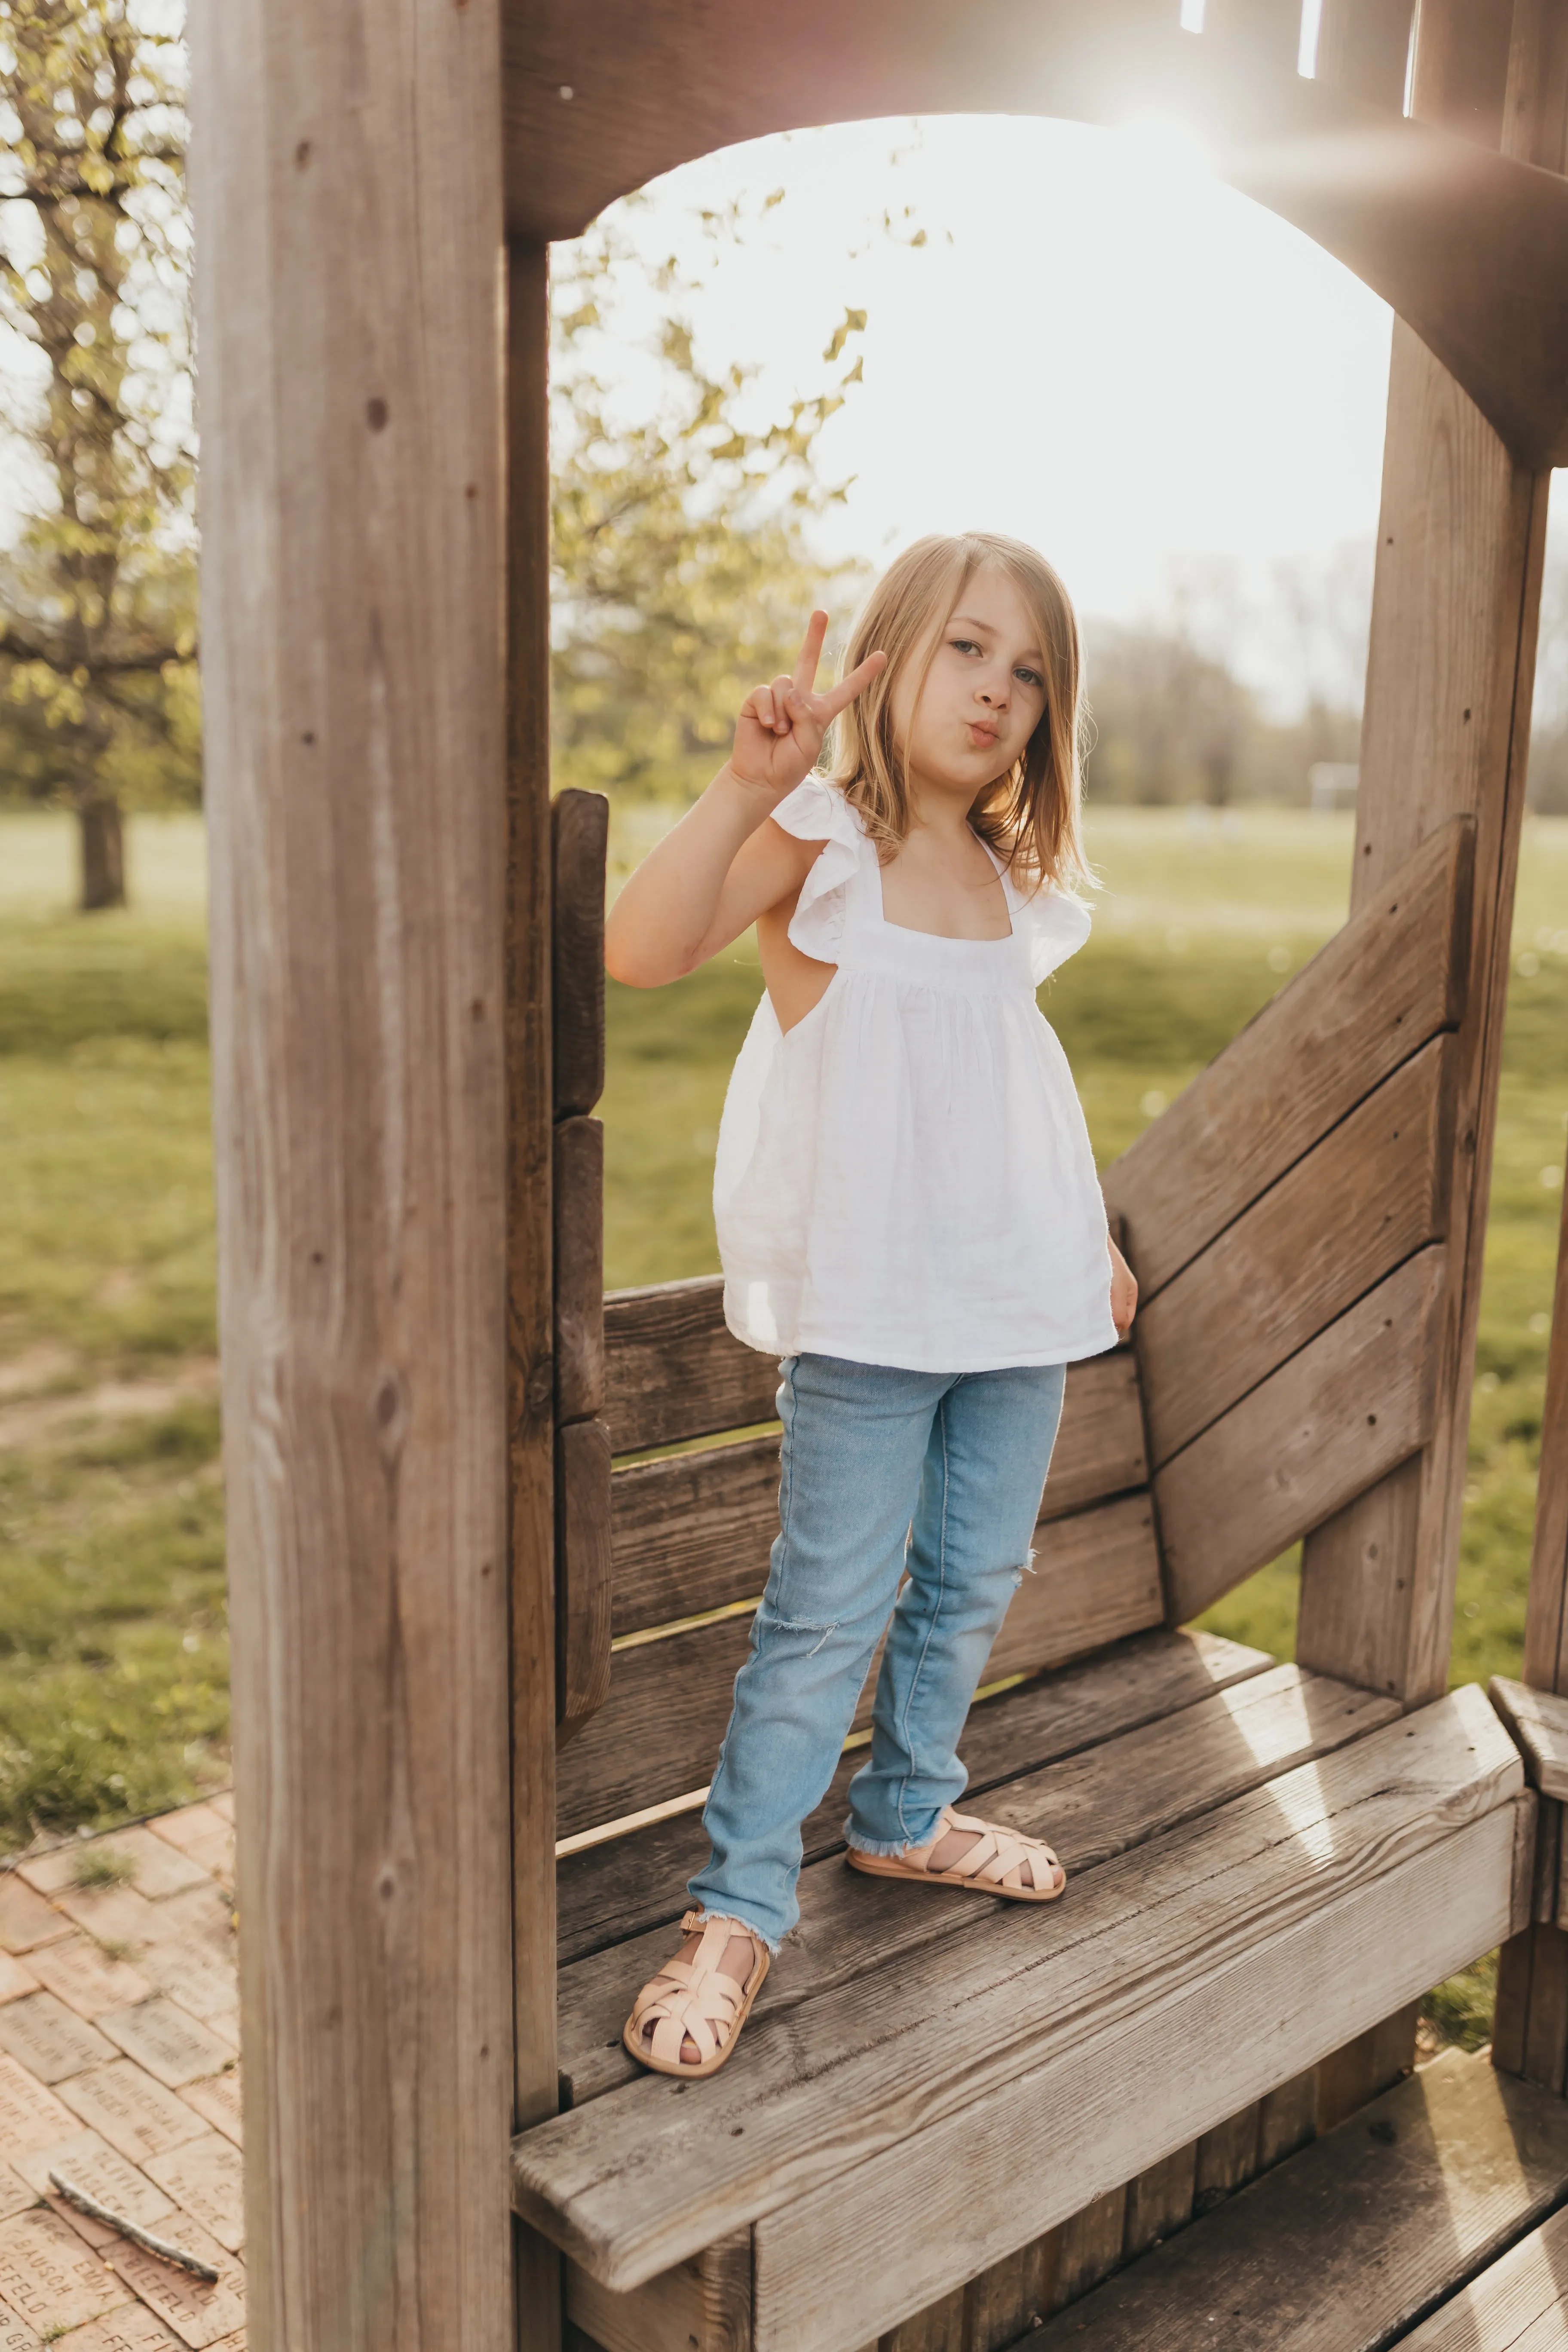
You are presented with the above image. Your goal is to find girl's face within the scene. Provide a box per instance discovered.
[889,566,1048,803]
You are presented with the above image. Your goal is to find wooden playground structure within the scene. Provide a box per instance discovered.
[184,0,1568,2347]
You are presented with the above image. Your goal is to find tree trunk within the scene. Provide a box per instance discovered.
[77,793,125,911]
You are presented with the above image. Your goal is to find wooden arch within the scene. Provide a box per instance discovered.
[188,2,1568,2349]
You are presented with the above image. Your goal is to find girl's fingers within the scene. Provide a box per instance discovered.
[821,648,887,721]
[746,685,775,731]
[793,609,828,695]
[769,674,797,734]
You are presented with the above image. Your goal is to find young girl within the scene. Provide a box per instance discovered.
[605,531,1137,2079]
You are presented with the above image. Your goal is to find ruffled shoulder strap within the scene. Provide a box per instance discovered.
[1000,866,1093,985]
[768,776,868,962]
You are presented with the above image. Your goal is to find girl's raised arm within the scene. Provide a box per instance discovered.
[604,612,884,988]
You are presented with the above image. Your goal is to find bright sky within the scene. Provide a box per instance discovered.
[592,111,1400,707]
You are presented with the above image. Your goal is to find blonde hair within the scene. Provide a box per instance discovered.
[828,531,1093,895]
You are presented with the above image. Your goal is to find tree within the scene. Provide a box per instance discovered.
[0,0,195,909]
[550,197,873,803]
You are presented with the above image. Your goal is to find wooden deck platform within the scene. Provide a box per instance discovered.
[0,1798,245,2349]
[521,1644,1538,2352]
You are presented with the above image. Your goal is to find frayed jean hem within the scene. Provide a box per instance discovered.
[686,1905,782,1958]
[844,1815,946,1859]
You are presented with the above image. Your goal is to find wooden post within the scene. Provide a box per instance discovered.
[1295,0,1567,1709]
[506,240,565,2347]
[190,1,515,2346]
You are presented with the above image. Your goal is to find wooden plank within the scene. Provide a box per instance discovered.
[1121,2147,1195,2262]
[1103,820,1471,1301]
[190,1,515,2346]
[605,1278,780,1456]
[1050,2190,1126,2314]
[1192,2106,1259,2214]
[1256,2070,1316,2170]
[553,789,608,1120]
[1158,1249,1445,1624]
[556,1629,1273,1964]
[1025,2049,1568,2352]
[1294,0,1566,1718]
[557,1420,613,1746]
[555,1117,604,1424]
[565,2230,750,2352]
[557,1663,1400,2111]
[1139,1038,1456,1465]
[557,1491,1163,1840]
[964,2236,1051,2352]
[745,1783,1529,2349]
[1315,2000,1418,2135]
[520,1690,1523,2290]
[1490,1678,1568,1801]
[608,1351,1147,1642]
[1398,2199,1568,2352]
[880,2287,965,2352]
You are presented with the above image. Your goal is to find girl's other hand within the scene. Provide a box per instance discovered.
[1109,1237,1138,1340]
[730,610,886,800]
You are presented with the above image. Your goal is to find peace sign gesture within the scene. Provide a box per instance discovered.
[729,612,886,800]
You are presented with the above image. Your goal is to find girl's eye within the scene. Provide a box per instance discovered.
[1015,667,1044,689]
[949,637,981,656]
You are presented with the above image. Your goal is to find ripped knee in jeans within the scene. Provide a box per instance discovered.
[772,1614,840,1658]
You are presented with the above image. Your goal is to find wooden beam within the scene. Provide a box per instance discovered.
[1026,2050,1568,2352]
[1105,818,1471,1300]
[1138,1036,1457,1464]
[190,0,514,2341]
[1156,1248,1444,1626]
[604,1278,781,1455]
[553,790,608,1120]
[506,235,561,2347]
[557,1419,613,1745]
[1295,0,1566,1710]
[1396,2197,1568,2352]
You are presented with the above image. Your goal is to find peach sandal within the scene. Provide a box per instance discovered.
[846,1804,1066,1902]
[623,1909,771,2079]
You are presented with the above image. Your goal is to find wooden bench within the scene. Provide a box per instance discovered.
[513,810,1539,2349]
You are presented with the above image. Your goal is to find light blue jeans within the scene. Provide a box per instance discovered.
[687,1351,1067,1950]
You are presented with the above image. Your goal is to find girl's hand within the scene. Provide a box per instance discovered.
[729,610,886,800]
[1109,1237,1138,1340]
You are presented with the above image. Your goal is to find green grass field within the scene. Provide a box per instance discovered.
[1,805,1566,1919]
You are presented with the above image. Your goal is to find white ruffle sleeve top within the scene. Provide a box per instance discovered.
[713,777,1118,1372]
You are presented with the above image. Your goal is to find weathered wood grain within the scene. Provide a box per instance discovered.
[1156,1248,1445,1625]
[552,790,608,1120]
[1050,2191,1126,2314]
[1026,2049,1568,2352]
[554,1117,604,1425]
[1314,2002,1419,2135]
[1398,2197,1568,2351]
[1103,819,1471,1301]
[1255,2070,1316,2170]
[1296,0,1568,1718]
[605,1279,780,1456]
[1139,1037,1456,1465]
[555,1630,1273,1964]
[557,1491,1163,1841]
[520,1691,1522,2290]
[557,1420,612,1747]
[964,2236,1051,2352]
[191,0,515,2343]
[1491,1678,1568,1800]
[744,1766,1527,2346]
[1121,2147,1195,2262]
[1192,2106,1259,2214]
[880,2286,966,2352]
[565,2230,750,2352]
[506,238,561,2243]
[554,1632,1269,1955]
[558,1663,1399,2110]
[607,1350,1147,1641]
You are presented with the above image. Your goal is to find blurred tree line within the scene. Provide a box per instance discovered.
[3,44,1568,910]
